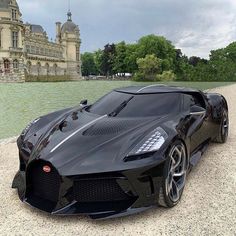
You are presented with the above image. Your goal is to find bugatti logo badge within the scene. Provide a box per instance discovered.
[43,165,51,173]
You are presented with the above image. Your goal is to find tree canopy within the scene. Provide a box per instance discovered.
[81,34,236,82]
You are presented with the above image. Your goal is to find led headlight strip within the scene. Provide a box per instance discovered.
[128,127,168,156]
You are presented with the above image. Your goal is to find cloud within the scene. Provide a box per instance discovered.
[17,0,236,58]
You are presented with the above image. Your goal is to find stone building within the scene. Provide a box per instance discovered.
[0,0,81,82]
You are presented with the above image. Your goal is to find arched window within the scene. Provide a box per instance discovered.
[45,63,49,75]
[13,59,18,70]
[37,62,41,76]
[0,28,2,48]
[27,61,31,74]
[53,64,57,75]
[77,64,80,74]
[4,59,10,73]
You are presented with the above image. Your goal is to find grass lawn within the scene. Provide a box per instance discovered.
[0,81,234,139]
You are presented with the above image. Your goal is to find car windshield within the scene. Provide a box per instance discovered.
[87,91,181,118]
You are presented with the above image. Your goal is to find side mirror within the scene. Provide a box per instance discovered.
[190,105,206,116]
[80,99,88,107]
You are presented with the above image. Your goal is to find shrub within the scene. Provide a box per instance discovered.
[25,75,72,82]
[156,70,176,81]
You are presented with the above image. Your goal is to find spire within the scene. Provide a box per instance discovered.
[67,0,72,21]
[67,11,72,21]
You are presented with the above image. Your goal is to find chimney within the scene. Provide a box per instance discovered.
[56,22,61,43]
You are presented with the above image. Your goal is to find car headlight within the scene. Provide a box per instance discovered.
[21,118,41,137]
[125,127,168,161]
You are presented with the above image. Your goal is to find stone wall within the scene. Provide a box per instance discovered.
[0,73,24,82]
[0,59,25,82]
[29,65,66,76]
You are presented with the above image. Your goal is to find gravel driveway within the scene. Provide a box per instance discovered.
[0,85,235,236]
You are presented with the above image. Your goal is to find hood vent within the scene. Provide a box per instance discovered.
[59,112,95,133]
[83,118,146,136]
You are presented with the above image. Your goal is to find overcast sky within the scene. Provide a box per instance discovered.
[17,0,236,58]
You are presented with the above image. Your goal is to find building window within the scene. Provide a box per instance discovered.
[0,29,2,48]
[13,59,19,70]
[4,59,10,73]
[27,61,31,74]
[37,62,41,76]
[45,63,49,75]
[36,47,39,54]
[76,46,80,61]
[31,46,36,54]
[12,31,18,48]
[53,64,57,75]
[12,9,17,21]
[25,45,30,53]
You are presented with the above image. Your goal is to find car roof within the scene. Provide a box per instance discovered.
[114,84,200,95]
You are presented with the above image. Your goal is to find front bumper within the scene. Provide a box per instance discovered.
[12,157,165,219]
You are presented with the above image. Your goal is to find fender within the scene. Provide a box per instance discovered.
[205,93,227,121]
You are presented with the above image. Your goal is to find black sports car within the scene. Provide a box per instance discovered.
[12,85,229,219]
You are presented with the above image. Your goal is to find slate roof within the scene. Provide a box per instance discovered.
[30,24,45,34]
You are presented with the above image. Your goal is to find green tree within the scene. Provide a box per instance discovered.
[94,49,103,75]
[225,42,236,62]
[100,44,116,76]
[113,41,127,75]
[135,54,162,81]
[174,49,191,81]
[206,44,236,81]
[136,34,176,71]
[81,34,236,82]
[81,52,98,76]
[124,43,139,74]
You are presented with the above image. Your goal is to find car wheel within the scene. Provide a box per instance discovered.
[158,140,188,208]
[214,109,229,143]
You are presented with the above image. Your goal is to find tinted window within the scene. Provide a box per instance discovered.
[184,93,206,111]
[88,91,181,117]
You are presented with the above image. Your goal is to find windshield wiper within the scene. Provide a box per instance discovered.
[108,96,134,117]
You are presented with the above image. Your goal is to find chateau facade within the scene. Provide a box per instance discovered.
[0,0,81,82]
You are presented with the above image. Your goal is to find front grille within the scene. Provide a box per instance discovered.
[26,161,60,203]
[73,178,130,202]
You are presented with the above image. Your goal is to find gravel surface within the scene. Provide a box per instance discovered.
[0,85,235,236]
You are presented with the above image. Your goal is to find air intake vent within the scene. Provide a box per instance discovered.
[73,178,131,202]
[26,161,61,203]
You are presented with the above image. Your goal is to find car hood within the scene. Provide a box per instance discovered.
[28,109,173,175]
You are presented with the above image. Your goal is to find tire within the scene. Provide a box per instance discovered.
[214,108,229,143]
[158,140,188,208]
